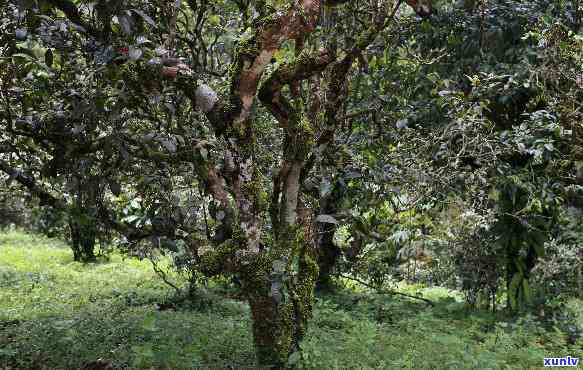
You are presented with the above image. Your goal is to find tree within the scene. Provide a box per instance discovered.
[1,0,434,366]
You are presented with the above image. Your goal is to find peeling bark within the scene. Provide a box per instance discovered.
[280,162,303,226]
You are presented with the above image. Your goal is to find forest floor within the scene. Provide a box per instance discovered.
[0,231,580,369]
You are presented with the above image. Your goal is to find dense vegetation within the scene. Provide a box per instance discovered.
[1,232,581,369]
[0,0,581,368]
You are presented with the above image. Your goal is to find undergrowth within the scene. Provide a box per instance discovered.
[0,231,580,369]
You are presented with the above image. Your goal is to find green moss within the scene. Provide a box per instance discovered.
[298,116,315,141]
[251,6,283,30]
[239,166,269,212]
[240,253,270,295]
[275,302,295,363]
[284,114,315,161]
[199,240,239,277]
[237,219,318,367]
[229,36,259,97]
[292,230,319,340]
[174,73,199,101]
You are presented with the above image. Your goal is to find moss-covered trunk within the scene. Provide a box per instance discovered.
[242,228,318,369]
[69,217,96,263]
[248,294,297,368]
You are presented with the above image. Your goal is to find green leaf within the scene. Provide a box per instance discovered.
[272,259,287,273]
[12,53,34,62]
[199,147,208,160]
[316,214,339,224]
[161,140,177,153]
[132,9,156,27]
[118,14,133,35]
[287,351,301,366]
[209,14,221,26]
[15,28,27,40]
[44,49,53,67]
[319,180,332,197]
[123,215,141,223]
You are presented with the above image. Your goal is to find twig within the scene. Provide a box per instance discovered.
[149,256,182,295]
[337,273,435,306]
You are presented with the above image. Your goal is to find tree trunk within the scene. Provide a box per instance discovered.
[243,233,318,369]
[246,243,318,369]
[248,295,296,368]
[315,180,344,290]
[69,218,97,263]
[316,222,340,291]
[506,240,537,310]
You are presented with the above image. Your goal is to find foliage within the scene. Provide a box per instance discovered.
[327,0,583,312]
[532,207,583,299]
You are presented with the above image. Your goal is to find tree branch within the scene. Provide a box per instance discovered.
[259,49,333,128]
[0,159,65,209]
[45,0,99,37]
[337,273,435,306]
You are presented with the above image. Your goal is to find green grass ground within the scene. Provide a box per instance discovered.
[0,231,580,369]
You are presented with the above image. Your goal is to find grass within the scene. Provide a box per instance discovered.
[0,230,580,369]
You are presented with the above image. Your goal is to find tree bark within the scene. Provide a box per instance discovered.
[316,222,340,290]
[242,225,318,369]
[69,217,97,262]
[315,183,343,290]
